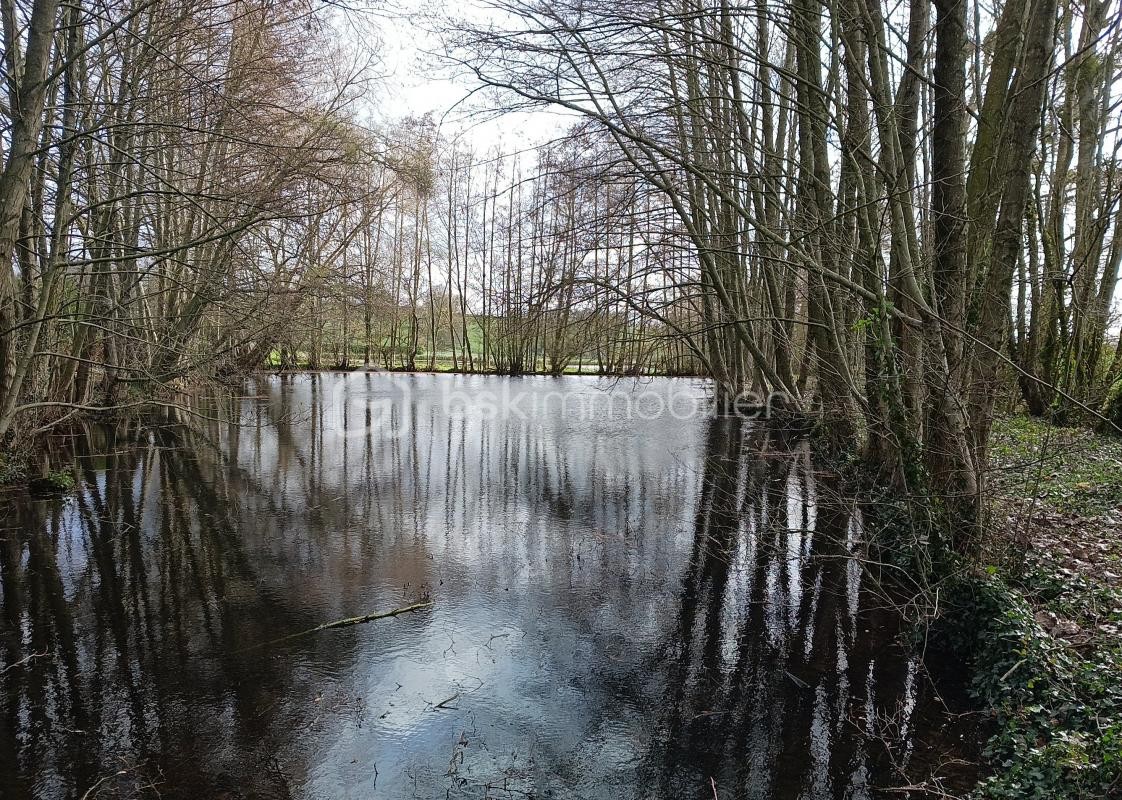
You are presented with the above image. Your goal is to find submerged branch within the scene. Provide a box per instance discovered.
[240,601,434,651]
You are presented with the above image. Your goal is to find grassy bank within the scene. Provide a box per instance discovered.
[930,415,1122,798]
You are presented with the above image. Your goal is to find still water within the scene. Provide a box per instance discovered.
[1,374,976,799]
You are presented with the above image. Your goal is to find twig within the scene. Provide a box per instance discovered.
[79,770,128,800]
[999,658,1026,683]
[432,692,460,710]
[785,670,809,689]
[313,601,434,631]
[0,649,49,675]
[239,601,433,651]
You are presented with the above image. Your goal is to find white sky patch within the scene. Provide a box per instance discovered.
[346,0,572,153]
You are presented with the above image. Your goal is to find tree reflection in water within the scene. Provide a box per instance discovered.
[649,417,964,799]
[1,375,976,799]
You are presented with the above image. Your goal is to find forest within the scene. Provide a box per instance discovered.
[2,0,1122,797]
[3,0,1121,533]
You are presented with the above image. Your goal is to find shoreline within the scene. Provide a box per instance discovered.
[254,365,711,380]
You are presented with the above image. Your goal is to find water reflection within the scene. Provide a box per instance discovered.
[1,374,974,799]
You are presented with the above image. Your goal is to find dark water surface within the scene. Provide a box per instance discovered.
[1,374,976,799]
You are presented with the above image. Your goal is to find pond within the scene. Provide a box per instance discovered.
[1,374,978,799]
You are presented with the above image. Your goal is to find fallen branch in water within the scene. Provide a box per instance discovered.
[240,601,434,651]
[79,770,129,800]
[431,692,460,710]
[313,601,434,631]
[0,649,49,675]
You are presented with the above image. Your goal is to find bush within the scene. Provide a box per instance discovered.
[0,452,28,485]
[931,571,1122,799]
[28,469,76,494]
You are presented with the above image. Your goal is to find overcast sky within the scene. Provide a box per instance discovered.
[350,0,569,153]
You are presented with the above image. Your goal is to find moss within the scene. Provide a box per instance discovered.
[1098,377,1122,435]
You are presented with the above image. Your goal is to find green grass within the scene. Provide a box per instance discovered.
[987,413,1122,647]
[989,413,1122,518]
